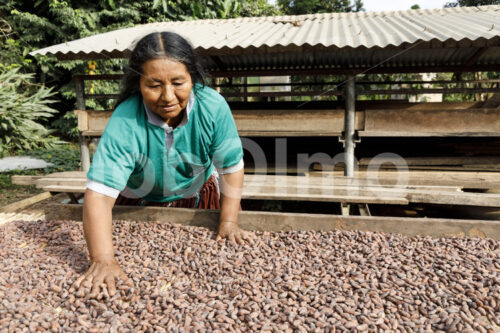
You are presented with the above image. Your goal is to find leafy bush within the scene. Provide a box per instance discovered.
[0,67,62,157]
[27,144,81,173]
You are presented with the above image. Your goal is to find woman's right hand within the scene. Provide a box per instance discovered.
[69,256,132,298]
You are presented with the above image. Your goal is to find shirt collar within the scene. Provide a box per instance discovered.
[143,90,195,131]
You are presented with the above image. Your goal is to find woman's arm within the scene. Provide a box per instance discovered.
[70,189,130,297]
[216,169,254,244]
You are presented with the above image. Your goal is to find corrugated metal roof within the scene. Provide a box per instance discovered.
[29,5,500,73]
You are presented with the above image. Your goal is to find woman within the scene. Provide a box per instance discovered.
[70,32,254,298]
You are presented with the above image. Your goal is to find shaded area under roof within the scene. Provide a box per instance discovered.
[30,5,500,74]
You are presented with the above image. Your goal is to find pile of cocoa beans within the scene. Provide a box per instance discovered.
[1,219,498,332]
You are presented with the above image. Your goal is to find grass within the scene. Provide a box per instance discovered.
[0,144,80,208]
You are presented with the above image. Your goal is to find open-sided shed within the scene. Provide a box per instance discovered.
[31,5,500,173]
[26,5,500,220]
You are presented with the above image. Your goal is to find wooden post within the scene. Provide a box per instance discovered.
[342,75,357,215]
[74,77,90,172]
[344,75,356,177]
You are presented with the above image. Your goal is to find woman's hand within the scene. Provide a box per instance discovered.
[73,189,124,298]
[216,221,255,245]
[69,256,131,298]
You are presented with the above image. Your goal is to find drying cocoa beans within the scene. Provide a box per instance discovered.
[0,219,498,332]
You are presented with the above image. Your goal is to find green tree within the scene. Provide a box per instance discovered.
[444,0,500,7]
[277,0,364,15]
[411,4,421,9]
[0,0,279,142]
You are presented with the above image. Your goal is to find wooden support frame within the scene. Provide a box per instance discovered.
[22,203,498,240]
[343,74,356,177]
[74,107,500,138]
[208,64,500,77]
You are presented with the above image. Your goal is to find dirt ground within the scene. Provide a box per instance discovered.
[0,185,44,208]
[0,186,69,210]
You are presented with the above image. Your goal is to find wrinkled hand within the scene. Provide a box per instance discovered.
[216,221,255,245]
[69,256,132,298]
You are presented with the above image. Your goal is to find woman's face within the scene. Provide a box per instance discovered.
[139,58,193,126]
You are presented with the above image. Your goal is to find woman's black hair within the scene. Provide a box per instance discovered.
[115,31,207,107]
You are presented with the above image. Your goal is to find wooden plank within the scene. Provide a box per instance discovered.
[78,109,364,137]
[39,184,408,204]
[0,211,47,226]
[42,185,86,193]
[40,204,500,240]
[43,171,86,178]
[314,163,500,172]
[233,109,364,134]
[243,190,409,205]
[41,181,500,207]
[79,104,498,138]
[309,170,500,189]
[35,173,460,193]
[32,169,500,190]
[379,165,500,172]
[82,130,105,136]
[359,131,500,137]
[11,175,43,186]
[74,110,88,131]
[246,184,500,207]
[36,178,86,187]
[0,192,52,213]
[222,87,500,98]
[229,101,482,111]
[237,131,343,137]
[78,110,113,132]
[245,174,461,191]
[358,156,500,167]
[362,108,500,136]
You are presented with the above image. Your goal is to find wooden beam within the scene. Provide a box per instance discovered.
[359,87,500,95]
[362,108,500,136]
[39,204,500,240]
[222,90,343,98]
[358,156,500,167]
[222,88,500,98]
[215,79,500,88]
[11,175,43,186]
[33,173,461,194]
[39,179,500,207]
[77,109,363,137]
[74,110,89,131]
[309,170,500,189]
[83,93,119,100]
[38,183,409,205]
[208,65,500,77]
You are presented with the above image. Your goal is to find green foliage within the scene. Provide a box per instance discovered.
[240,0,281,16]
[277,0,364,15]
[51,112,79,140]
[444,0,500,7]
[0,0,281,145]
[0,68,63,157]
[411,4,421,9]
[27,144,81,173]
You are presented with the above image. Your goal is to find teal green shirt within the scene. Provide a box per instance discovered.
[87,85,243,202]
